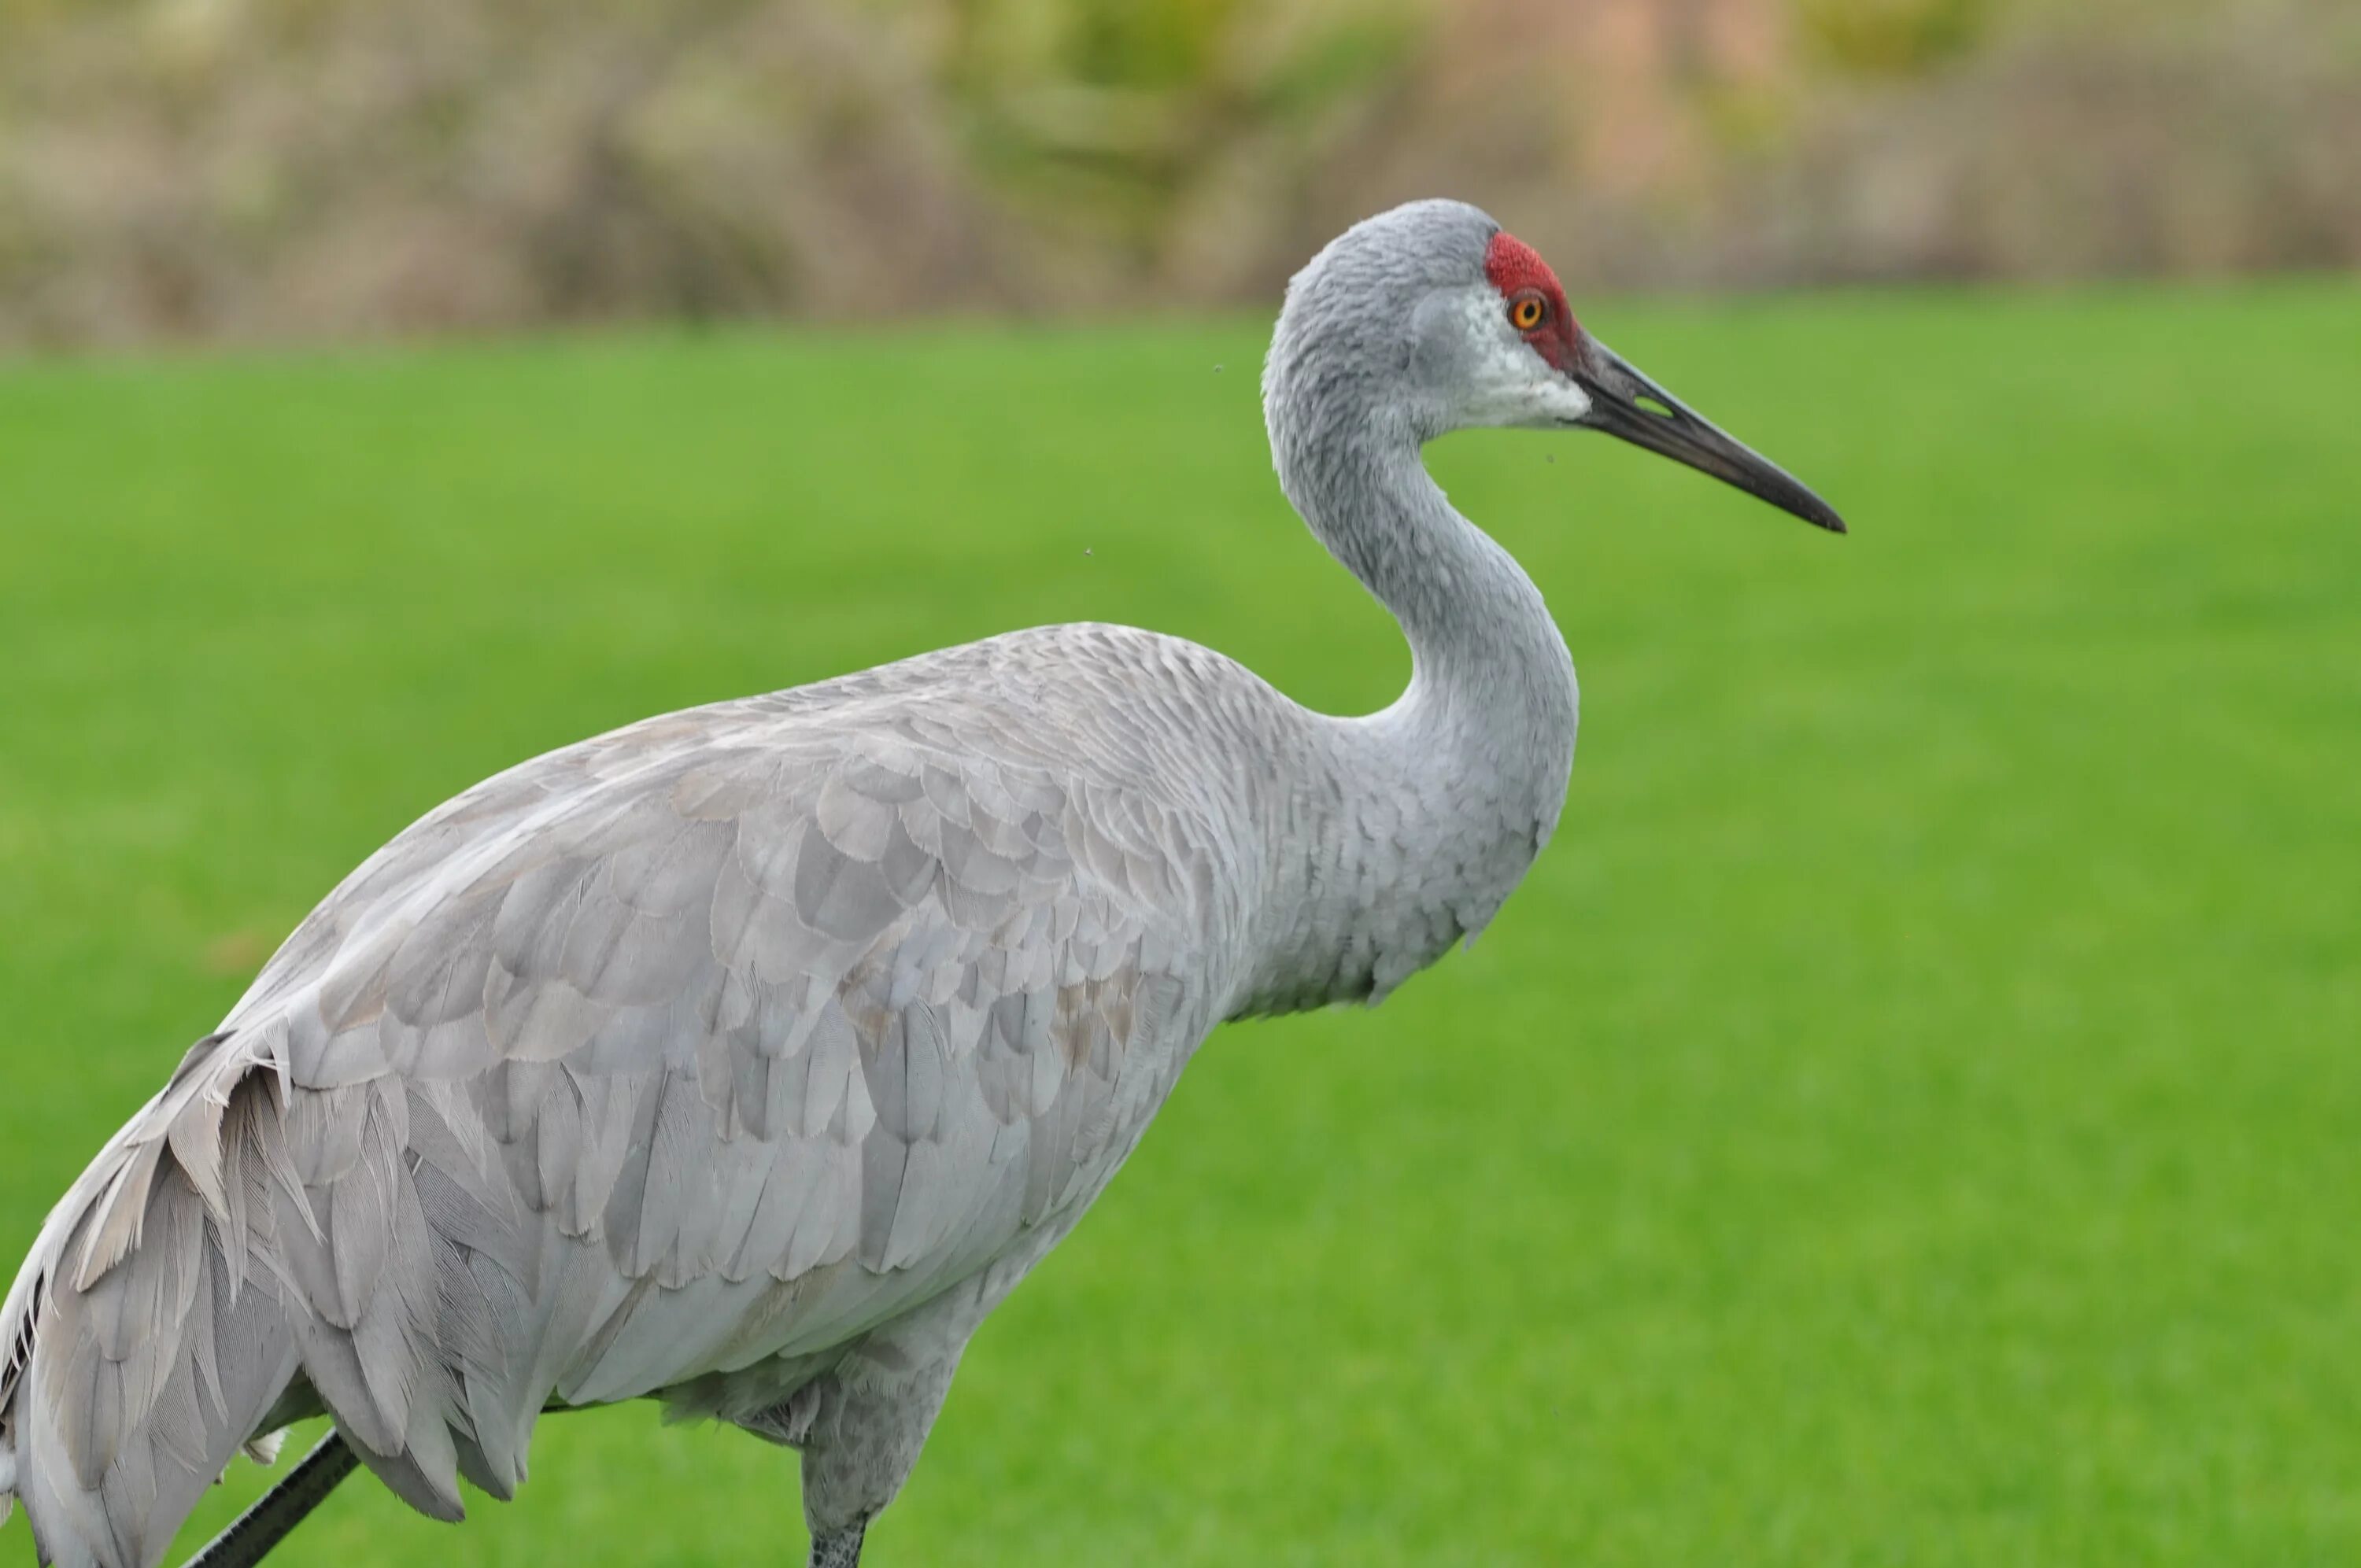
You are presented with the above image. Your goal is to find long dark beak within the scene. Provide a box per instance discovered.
[1572,339,1846,533]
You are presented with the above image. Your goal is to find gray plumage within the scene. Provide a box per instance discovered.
[0,197,1841,1568]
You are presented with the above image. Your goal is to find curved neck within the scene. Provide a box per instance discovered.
[1236,393,1578,1016]
[1274,403,1570,704]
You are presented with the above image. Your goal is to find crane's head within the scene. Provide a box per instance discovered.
[1266,199,1844,533]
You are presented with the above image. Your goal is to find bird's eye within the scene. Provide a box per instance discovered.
[1509,294,1547,332]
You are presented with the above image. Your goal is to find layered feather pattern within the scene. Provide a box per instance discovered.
[0,627,1268,1568]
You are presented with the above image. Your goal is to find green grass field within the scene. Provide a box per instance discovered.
[2,282,2355,1566]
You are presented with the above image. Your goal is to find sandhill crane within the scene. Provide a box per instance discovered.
[0,198,1842,1568]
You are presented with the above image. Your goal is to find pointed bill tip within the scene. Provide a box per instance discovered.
[1575,338,1849,539]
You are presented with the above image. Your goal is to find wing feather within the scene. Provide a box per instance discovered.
[6,639,1242,1562]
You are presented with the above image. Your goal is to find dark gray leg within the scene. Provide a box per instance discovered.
[808,1518,868,1568]
[746,1280,1016,1566]
[180,1430,359,1568]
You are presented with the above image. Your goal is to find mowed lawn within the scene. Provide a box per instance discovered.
[1,283,2355,1567]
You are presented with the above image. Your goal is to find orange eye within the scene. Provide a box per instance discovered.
[1509,294,1546,331]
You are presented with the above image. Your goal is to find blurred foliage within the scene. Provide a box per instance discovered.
[933,0,1423,254]
[1800,0,1993,76]
[0,0,2354,349]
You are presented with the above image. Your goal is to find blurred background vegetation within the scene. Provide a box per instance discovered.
[0,0,2354,349]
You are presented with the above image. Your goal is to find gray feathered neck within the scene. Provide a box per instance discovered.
[1238,200,1578,1013]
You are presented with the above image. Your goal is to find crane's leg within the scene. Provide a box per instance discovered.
[791,1337,963,1568]
[178,1431,359,1568]
[741,1250,1074,1564]
[807,1518,867,1568]
[739,1302,980,1568]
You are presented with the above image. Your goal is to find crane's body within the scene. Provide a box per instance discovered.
[0,200,1840,1568]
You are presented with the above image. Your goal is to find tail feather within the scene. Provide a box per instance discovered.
[2,1269,36,1529]
[3,1043,309,1568]
[1,1024,538,1567]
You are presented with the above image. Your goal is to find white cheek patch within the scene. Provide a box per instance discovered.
[1443,286,1591,429]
